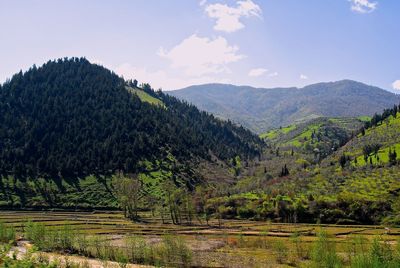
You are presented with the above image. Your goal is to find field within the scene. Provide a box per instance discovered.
[1,210,400,267]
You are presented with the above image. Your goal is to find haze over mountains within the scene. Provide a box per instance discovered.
[170,80,400,133]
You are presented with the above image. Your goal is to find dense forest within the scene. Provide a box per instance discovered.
[0,58,263,181]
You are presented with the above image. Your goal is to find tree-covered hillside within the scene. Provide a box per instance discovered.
[0,58,263,197]
[200,105,400,225]
[261,117,365,160]
[170,81,400,133]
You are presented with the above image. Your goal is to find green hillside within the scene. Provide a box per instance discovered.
[0,58,264,209]
[261,117,363,159]
[333,113,400,167]
[202,107,400,225]
[126,86,165,107]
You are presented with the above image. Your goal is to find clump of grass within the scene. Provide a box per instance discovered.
[310,230,342,268]
[272,240,288,264]
[0,221,16,244]
[291,232,310,260]
[158,235,192,267]
[25,221,76,252]
[125,235,154,264]
[350,237,400,268]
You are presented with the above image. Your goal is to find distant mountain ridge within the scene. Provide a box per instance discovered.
[169,80,400,133]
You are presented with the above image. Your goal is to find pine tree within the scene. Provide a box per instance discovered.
[389,148,397,165]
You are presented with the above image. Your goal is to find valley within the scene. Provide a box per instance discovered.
[0,59,400,267]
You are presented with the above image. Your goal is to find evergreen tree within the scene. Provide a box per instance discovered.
[0,58,264,180]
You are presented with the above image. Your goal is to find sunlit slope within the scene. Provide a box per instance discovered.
[327,113,400,166]
[126,86,165,107]
[261,117,364,157]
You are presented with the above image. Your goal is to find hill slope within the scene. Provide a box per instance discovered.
[169,81,400,133]
[206,107,400,224]
[261,117,365,158]
[0,58,263,208]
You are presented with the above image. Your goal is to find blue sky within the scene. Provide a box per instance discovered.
[0,0,399,91]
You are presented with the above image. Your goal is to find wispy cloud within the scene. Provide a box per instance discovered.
[114,63,230,90]
[392,80,400,91]
[248,68,267,77]
[158,34,245,76]
[300,74,308,80]
[199,0,207,7]
[204,0,262,33]
[268,72,278,77]
[349,0,377,13]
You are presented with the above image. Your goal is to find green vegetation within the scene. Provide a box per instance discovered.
[0,58,263,209]
[126,85,165,106]
[260,124,296,139]
[3,58,400,267]
[262,117,363,157]
[204,105,400,226]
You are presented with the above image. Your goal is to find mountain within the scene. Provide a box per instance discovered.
[0,58,263,208]
[169,81,400,133]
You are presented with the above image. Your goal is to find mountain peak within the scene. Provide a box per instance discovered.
[170,81,400,133]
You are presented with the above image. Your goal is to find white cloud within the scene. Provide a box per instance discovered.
[114,63,230,90]
[248,68,267,77]
[158,34,245,76]
[300,74,308,80]
[268,71,278,77]
[392,80,400,91]
[349,0,377,13]
[205,0,262,33]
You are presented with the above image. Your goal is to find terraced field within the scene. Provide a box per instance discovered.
[1,210,400,267]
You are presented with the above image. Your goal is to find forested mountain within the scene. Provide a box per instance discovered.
[0,58,263,182]
[169,81,400,133]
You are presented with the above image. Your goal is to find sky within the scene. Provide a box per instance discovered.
[0,0,399,92]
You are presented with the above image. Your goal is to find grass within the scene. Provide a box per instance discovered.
[260,125,296,139]
[126,86,165,107]
[0,175,117,209]
[357,115,372,122]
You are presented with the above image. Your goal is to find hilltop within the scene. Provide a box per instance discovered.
[169,80,400,133]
